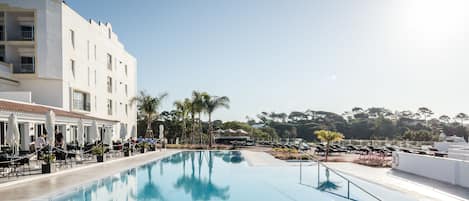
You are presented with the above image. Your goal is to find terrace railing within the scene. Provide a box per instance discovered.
[299,152,382,201]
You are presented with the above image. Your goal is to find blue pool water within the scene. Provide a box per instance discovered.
[48,151,416,201]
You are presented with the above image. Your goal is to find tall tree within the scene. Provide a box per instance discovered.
[439,115,451,124]
[418,107,433,125]
[204,95,230,147]
[174,98,191,143]
[131,91,168,138]
[191,91,209,144]
[314,130,344,162]
[455,113,469,126]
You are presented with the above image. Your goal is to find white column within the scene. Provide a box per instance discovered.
[21,122,33,151]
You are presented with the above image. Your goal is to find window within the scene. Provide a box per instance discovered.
[87,67,90,86]
[70,30,75,48]
[72,90,90,111]
[107,53,112,70]
[0,45,5,62]
[94,70,97,85]
[125,65,128,76]
[94,96,97,111]
[71,60,75,78]
[107,76,112,93]
[125,104,128,116]
[21,26,34,40]
[108,28,112,39]
[125,84,128,96]
[107,99,112,115]
[87,40,90,60]
[14,56,35,73]
[94,45,97,60]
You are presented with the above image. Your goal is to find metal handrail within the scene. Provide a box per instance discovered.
[299,151,382,201]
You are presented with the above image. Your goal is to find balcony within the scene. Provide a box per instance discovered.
[21,30,33,41]
[13,63,34,74]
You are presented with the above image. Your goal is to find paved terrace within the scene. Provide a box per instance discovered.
[0,150,179,201]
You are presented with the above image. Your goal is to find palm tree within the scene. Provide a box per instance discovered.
[314,130,344,162]
[191,91,209,144]
[131,91,168,138]
[174,98,191,144]
[204,95,230,147]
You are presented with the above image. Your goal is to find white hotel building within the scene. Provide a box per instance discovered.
[0,0,137,150]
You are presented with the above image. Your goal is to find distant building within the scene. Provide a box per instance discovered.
[0,0,137,148]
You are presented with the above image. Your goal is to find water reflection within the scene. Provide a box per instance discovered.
[213,151,245,164]
[174,151,230,200]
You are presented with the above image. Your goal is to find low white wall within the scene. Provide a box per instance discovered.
[392,152,469,188]
[0,91,32,102]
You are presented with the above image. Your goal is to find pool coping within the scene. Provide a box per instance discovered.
[0,150,181,201]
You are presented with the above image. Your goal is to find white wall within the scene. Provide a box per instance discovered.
[0,91,31,102]
[392,152,469,188]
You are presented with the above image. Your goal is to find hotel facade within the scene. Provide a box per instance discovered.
[0,0,137,150]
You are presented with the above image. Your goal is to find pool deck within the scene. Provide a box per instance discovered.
[0,150,179,201]
[242,150,469,201]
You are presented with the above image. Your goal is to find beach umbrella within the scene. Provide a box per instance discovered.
[120,123,127,140]
[236,129,248,135]
[226,129,236,134]
[104,126,113,146]
[131,125,137,139]
[90,120,99,143]
[45,110,56,146]
[77,119,85,147]
[159,124,164,140]
[6,113,20,155]
[214,129,225,134]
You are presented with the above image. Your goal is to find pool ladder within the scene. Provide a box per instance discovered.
[299,152,382,201]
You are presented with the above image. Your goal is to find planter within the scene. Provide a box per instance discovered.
[96,155,104,163]
[140,148,146,154]
[124,151,130,157]
[42,163,51,174]
[149,146,156,151]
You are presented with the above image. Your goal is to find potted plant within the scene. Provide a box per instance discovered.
[138,142,150,153]
[41,153,55,174]
[123,146,131,157]
[91,144,105,162]
[149,143,156,151]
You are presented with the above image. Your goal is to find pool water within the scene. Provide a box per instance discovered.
[48,151,416,201]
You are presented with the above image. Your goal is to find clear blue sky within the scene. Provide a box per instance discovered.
[67,0,469,121]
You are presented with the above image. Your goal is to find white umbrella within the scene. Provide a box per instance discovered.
[104,127,113,145]
[159,124,164,140]
[45,110,56,146]
[90,120,99,143]
[226,129,236,134]
[77,119,85,147]
[131,125,137,139]
[236,129,248,135]
[6,113,20,155]
[120,123,127,140]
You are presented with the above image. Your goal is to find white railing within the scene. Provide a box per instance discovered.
[21,31,34,41]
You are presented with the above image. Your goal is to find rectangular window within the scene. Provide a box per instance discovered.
[14,56,35,73]
[0,45,5,62]
[94,45,97,60]
[125,84,128,96]
[70,30,75,48]
[107,53,112,70]
[87,67,90,86]
[107,76,112,93]
[94,96,97,112]
[125,65,128,76]
[70,59,75,78]
[125,104,128,116]
[72,90,90,111]
[87,40,90,60]
[107,99,112,115]
[94,70,97,85]
[21,26,34,40]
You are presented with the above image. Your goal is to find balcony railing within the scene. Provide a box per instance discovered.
[21,31,34,41]
[13,63,34,73]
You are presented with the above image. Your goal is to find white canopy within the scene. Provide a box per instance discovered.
[236,129,248,135]
[225,129,236,134]
[90,120,99,143]
[45,110,56,145]
[77,119,85,147]
[6,113,20,155]
[120,123,127,140]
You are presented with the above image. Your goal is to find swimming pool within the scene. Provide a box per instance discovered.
[47,151,416,201]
